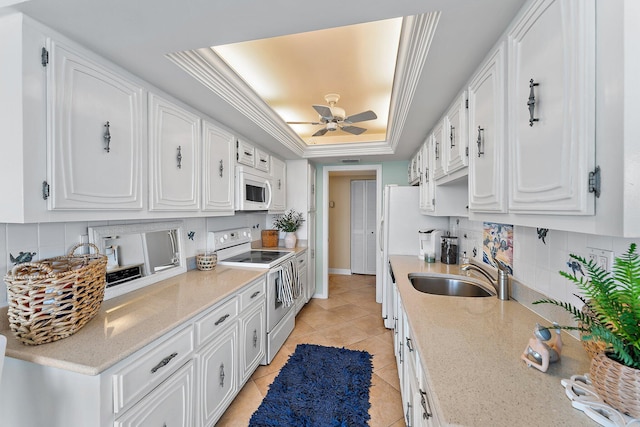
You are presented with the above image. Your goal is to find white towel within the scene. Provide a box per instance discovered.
[276,259,301,307]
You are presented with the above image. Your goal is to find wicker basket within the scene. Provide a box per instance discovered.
[579,301,609,359]
[4,243,107,346]
[590,352,640,418]
[196,253,217,271]
[261,229,279,247]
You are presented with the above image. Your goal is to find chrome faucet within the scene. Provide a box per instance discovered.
[461,257,510,300]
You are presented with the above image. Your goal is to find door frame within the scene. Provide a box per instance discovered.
[321,164,382,299]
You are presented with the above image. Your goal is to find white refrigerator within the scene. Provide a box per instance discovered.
[380,185,449,328]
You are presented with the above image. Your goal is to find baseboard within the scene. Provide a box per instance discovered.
[328,268,351,275]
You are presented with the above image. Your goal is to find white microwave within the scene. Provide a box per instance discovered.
[235,167,272,211]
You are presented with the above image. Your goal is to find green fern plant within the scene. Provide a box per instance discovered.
[533,243,640,369]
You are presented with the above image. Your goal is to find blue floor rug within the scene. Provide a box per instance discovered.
[249,344,373,427]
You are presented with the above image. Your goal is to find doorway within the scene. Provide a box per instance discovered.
[350,179,376,275]
[321,165,383,299]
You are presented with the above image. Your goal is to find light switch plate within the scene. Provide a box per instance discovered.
[587,247,614,272]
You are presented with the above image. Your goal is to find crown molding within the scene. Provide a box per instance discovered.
[167,12,439,159]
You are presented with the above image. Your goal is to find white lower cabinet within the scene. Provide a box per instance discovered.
[197,323,238,427]
[240,303,266,384]
[0,276,266,427]
[114,361,194,427]
[395,284,441,427]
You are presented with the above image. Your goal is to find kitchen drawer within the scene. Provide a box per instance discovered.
[239,278,265,312]
[237,139,255,167]
[114,360,194,427]
[112,325,194,414]
[254,149,270,172]
[195,296,238,346]
[296,251,307,271]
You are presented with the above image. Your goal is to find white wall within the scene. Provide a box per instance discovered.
[0,213,268,307]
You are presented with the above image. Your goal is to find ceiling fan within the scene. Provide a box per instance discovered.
[287,93,377,137]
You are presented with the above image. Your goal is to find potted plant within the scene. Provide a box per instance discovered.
[273,209,304,248]
[533,243,640,418]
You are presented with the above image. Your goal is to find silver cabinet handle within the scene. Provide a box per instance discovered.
[219,362,225,387]
[278,179,281,190]
[450,125,455,148]
[150,352,178,373]
[250,291,261,299]
[253,329,258,348]
[244,150,252,156]
[476,126,485,157]
[104,121,111,153]
[219,159,224,178]
[528,79,540,126]
[420,389,432,419]
[214,314,230,326]
[406,401,412,427]
[435,141,439,160]
[177,146,182,169]
[406,337,414,353]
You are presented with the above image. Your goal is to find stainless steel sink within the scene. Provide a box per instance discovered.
[408,274,495,297]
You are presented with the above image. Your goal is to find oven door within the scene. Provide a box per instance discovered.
[266,266,291,331]
[236,167,272,211]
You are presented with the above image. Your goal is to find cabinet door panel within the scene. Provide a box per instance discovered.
[444,92,469,174]
[508,0,595,214]
[149,94,200,211]
[432,122,446,180]
[48,40,144,210]
[203,121,234,212]
[197,325,238,426]
[114,361,193,427]
[269,156,286,213]
[240,304,265,384]
[468,45,506,213]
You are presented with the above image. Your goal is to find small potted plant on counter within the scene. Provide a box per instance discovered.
[534,243,640,418]
[273,209,305,248]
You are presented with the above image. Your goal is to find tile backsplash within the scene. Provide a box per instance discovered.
[451,216,639,313]
[0,214,268,307]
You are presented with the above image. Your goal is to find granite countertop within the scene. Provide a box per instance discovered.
[0,266,266,376]
[389,256,595,427]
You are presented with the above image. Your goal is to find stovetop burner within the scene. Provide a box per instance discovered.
[222,251,292,264]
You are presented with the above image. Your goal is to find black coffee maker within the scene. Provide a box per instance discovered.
[440,234,458,264]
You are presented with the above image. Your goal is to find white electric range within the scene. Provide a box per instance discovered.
[208,228,298,364]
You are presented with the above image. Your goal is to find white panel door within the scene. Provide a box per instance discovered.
[149,93,200,211]
[468,44,507,213]
[507,0,596,214]
[269,156,286,213]
[48,40,144,210]
[202,120,234,213]
[351,180,376,275]
[444,92,469,175]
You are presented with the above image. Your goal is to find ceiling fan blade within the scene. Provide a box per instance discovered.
[312,128,329,137]
[287,121,322,125]
[312,105,333,120]
[344,110,377,124]
[341,125,367,135]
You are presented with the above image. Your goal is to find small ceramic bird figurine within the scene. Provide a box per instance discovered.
[10,251,36,265]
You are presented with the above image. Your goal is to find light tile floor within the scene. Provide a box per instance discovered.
[217,274,406,426]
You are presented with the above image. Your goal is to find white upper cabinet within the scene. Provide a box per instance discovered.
[254,148,270,173]
[432,121,446,180]
[236,139,255,167]
[149,93,201,211]
[419,138,435,214]
[47,39,144,210]
[269,156,286,213]
[468,43,507,213]
[307,162,316,212]
[444,92,469,176]
[507,0,596,214]
[202,121,234,213]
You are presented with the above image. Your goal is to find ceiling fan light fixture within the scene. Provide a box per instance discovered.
[326,122,338,132]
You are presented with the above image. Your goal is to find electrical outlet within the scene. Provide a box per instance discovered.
[587,247,614,272]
